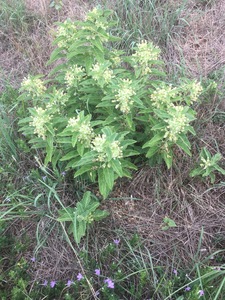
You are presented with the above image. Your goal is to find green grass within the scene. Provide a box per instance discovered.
[98,0,188,47]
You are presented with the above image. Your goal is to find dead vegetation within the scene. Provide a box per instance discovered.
[170,0,225,77]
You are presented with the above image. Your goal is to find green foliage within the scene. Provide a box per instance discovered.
[18,8,203,198]
[190,147,225,183]
[161,216,177,230]
[98,0,189,52]
[57,191,109,244]
[0,0,37,36]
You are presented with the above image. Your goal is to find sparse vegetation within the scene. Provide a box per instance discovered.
[1,0,225,299]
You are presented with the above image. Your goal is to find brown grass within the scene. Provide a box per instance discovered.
[0,0,92,91]
[170,0,225,77]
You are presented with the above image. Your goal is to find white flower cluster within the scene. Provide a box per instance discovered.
[67,115,94,147]
[91,134,123,163]
[21,76,46,97]
[91,63,114,85]
[113,79,136,114]
[132,40,161,74]
[200,157,212,170]
[65,65,85,88]
[30,107,52,140]
[151,84,178,109]
[86,8,101,22]
[164,106,189,142]
[188,81,203,103]
[111,141,123,159]
[56,20,77,48]
[47,89,69,111]
[95,20,107,30]
[84,9,109,42]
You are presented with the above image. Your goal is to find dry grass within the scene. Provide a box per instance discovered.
[0,0,92,91]
[170,0,225,77]
[103,164,225,267]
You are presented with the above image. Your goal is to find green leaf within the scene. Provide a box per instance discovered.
[60,150,78,161]
[93,46,104,63]
[142,134,163,148]
[77,142,85,156]
[120,159,137,170]
[47,47,64,65]
[125,114,134,130]
[92,209,110,221]
[57,208,74,221]
[123,149,140,157]
[190,167,202,177]
[74,165,93,177]
[176,135,191,156]
[153,109,170,119]
[73,151,96,167]
[103,167,115,190]
[72,133,78,148]
[214,165,225,175]
[162,151,173,169]
[80,191,91,208]
[44,134,54,165]
[91,36,104,53]
[209,173,216,184]
[162,216,177,230]
[85,55,93,73]
[98,168,110,199]
[110,159,123,177]
[51,149,61,169]
[146,146,159,158]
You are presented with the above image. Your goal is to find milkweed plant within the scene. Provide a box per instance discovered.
[18,8,203,199]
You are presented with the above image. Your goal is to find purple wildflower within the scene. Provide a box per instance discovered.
[173,269,178,276]
[113,239,120,245]
[104,278,114,289]
[199,290,204,296]
[77,273,83,281]
[42,176,47,181]
[42,280,48,286]
[185,286,191,291]
[66,280,74,287]
[30,257,36,262]
[61,171,66,177]
[95,269,101,276]
[50,280,56,288]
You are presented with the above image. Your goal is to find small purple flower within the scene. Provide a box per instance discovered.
[61,171,66,177]
[104,278,114,289]
[66,280,74,287]
[173,269,178,276]
[113,239,120,245]
[199,290,204,296]
[30,257,36,262]
[50,280,56,288]
[77,273,83,281]
[42,176,47,181]
[185,286,191,291]
[95,269,101,276]
[42,280,48,286]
